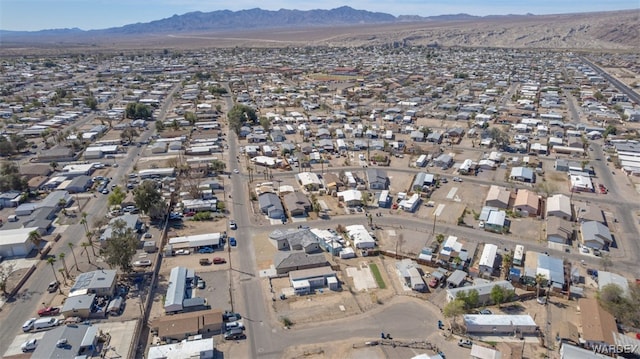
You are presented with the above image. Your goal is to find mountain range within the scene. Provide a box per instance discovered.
[1,6,638,51]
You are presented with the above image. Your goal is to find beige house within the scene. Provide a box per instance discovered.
[513,189,540,217]
[485,185,511,209]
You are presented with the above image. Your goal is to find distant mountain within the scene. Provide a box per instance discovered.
[1,7,638,51]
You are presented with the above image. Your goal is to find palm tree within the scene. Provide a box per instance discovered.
[46,257,59,287]
[80,212,89,233]
[59,253,69,277]
[28,230,43,254]
[68,243,79,272]
[535,274,546,299]
[86,231,97,256]
[81,241,93,265]
[58,268,68,286]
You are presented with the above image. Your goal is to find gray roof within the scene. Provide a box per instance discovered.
[446,269,467,286]
[31,323,98,358]
[67,175,93,189]
[275,252,328,270]
[366,169,388,186]
[283,192,311,213]
[62,293,96,312]
[165,266,187,311]
[538,254,565,285]
[581,221,613,247]
[100,214,141,242]
[41,190,70,208]
[258,192,284,213]
[447,280,514,298]
[70,269,117,295]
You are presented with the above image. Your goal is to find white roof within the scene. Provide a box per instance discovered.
[479,244,498,268]
[296,172,322,187]
[463,314,536,327]
[470,345,502,359]
[546,194,571,216]
[0,227,39,245]
[338,189,362,202]
[148,338,215,359]
[169,233,221,247]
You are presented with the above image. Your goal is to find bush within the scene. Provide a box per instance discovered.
[192,211,212,221]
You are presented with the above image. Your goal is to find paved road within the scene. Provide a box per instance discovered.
[580,56,640,104]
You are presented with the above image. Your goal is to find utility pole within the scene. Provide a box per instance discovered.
[432,214,437,234]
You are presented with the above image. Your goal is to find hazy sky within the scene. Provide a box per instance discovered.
[1,0,638,31]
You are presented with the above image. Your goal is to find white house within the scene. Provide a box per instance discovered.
[0,227,39,257]
[345,224,375,249]
[338,189,363,207]
[479,243,498,274]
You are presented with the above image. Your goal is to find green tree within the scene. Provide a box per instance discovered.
[81,241,93,265]
[108,186,126,208]
[0,136,15,156]
[133,181,163,216]
[603,125,618,138]
[490,285,506,307]
[59,253,69,277]
[125,103,152,120]
[184,111,197,126]
[443,299,466,330]
[259,116,271,132]
[155,120,165,132]
[535,273,546,299]
[597,283,640,327]
[0,162,28,192]
[227,104,257,135]
[210,159,226,173]
[46,257,59,288]
[467,289,479,309]
[101,219,139,272]
[120,128,139,144]
[84,96,98,110]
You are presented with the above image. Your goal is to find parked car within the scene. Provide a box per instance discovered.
[224,328,245,340]
[198,247,214,254]
[38,306,60,317]
[133,260,152,267]
[458,339,472,348]
[47,281,59,293]
[197,279,205,289]
[229,220,237,230]
[479,309,492,315]
[101,189,109,194]
[213,257,226,264]
[229,237,237,247]
[199,258,211,265]
[453,177,463,182]
[478,221,485,229]
[21,338,37,352]
[233,169,240,174]
[225,320,245,330]
[223,311,242,322]
[22,318,36,332]
[175,249,190,255]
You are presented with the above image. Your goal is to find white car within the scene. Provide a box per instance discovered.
[22,318,36,332]
[225,320,245,330]
[21,338,38,352]
[133,260,152,267]
[233,169,239,174]
[478,221,485,229]
[175,249,190,255]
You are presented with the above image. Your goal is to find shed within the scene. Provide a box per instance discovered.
[446,269,467,288]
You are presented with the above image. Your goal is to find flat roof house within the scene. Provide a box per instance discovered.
[151,309,224,341]
[31,324,98,358]
[337,189,363,207]
[464,314,537,335]
[295,172,323,191]
[69,269,117,297]
[479,244,498,275]
[0,226,38,257]
[579,298,618,348]
[274,252,329,275]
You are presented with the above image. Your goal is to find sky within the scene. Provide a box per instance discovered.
[1,0,638,31]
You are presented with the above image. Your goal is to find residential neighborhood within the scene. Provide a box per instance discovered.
[0,15,640,359]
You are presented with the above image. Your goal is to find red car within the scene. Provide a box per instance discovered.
[38,306,60,317]
[213,257,226,264]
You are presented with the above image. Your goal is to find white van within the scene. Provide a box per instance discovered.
[33,317,61,331]
[7,215,18,222]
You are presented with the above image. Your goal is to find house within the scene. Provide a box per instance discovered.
[100,214,142,244]
[597,271,630,296]
[546,194,572,220]
[366,169,389,190]
[378,190,392,208]
[395,259,426,292]
[578,298,618,348]
[270,228,321,253]
[283,192,312,217]
[546,217,573,244]
[522,251,565,288]
[164,266,206,313]
[470,345,503,359]
[0,191,22,208]
[479,244,498,275]
[345,224,376,249]
[560,343,611,359]
[412,172,435,191]
[459,159,476,175]
[446,269,468,288]
[447,281,515,307]
[64,175,94,193]
[433,154,453,169]
[337,189,363,207]
[289,267,339,295]
[485,185,511,209]
[463,314,537,335]
[509,167,535,183]
[485,209,508,233]
[69,269,117,297]
[0,227,39,257]
[31,324,98,358]
[323,173,343,192]
[148,338,216,359]
[61,294,96,319]
[258,192,285,219]
[580,221,613,250]
[274,252,329,275]
[151,310,224,341]
[570,175,594,192]
[513,189,540,217]
[399,193,421,212]
[295,172,323,191]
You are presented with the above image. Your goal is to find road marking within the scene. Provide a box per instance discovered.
[446,187,458,199]
[434,204,446,217]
